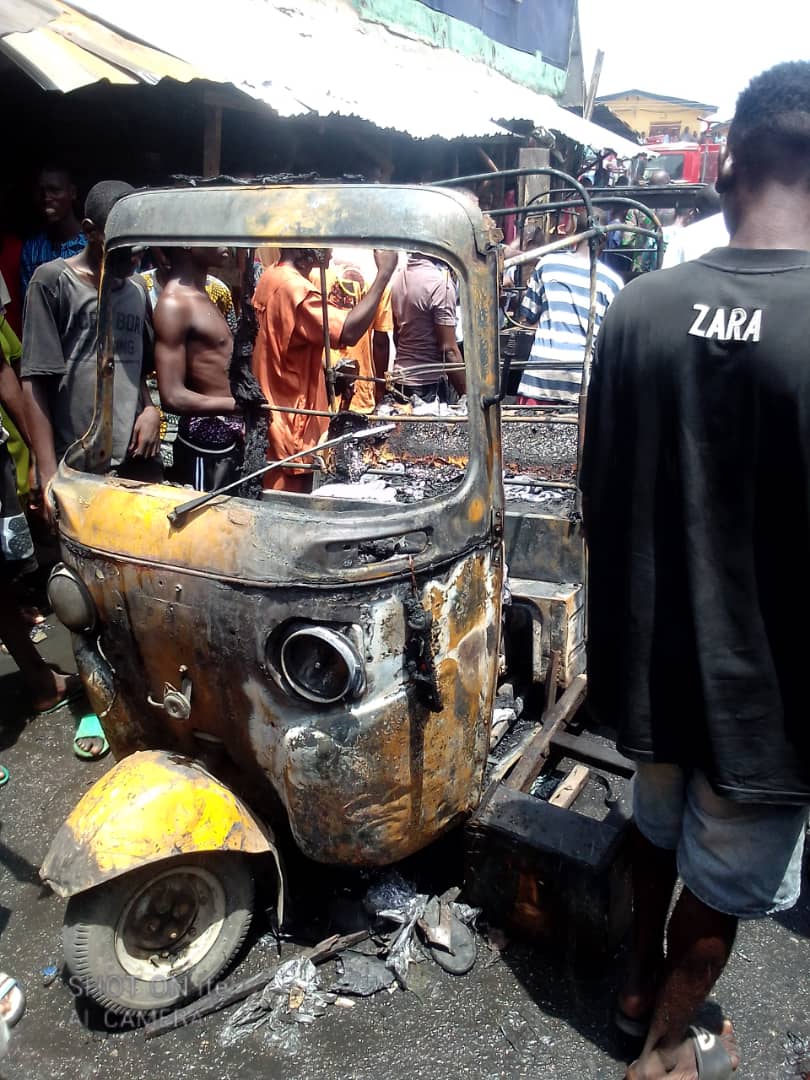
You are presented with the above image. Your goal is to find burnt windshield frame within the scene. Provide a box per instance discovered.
[79,184,502,520]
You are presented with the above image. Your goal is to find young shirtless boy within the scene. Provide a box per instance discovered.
[153,247,243,491]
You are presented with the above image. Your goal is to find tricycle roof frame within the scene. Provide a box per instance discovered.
[104,183,495,263]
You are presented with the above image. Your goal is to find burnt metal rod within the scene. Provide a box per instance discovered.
[167,424,395,524]
[358,468,576,490]
[577,233,600,502]
[433,167,596,228]
[503,477,576,490]
[365,413,579,425]
[255,404,579,424]
[143,929,370,1039]
[503,230,598,270]
[319,260,337,411]
[504,674,588,792]
[377,414,580,425]
[255,464,575,490]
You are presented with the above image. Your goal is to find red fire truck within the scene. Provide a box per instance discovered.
[643,141,722,184]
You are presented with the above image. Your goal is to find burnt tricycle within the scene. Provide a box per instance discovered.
[40,176,666,1015]
[39,182,506,1015]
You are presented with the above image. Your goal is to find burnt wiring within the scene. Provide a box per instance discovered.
[404,557,443,713]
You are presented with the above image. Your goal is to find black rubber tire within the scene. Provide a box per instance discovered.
[63,852,254,1016]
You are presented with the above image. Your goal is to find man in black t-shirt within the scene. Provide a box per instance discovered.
[582,63,810,1080]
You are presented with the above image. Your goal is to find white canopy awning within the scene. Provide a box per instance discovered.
[2,0,642,154]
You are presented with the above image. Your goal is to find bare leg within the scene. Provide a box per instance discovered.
[0,585,63,709]
[619,826,678,1022]
[0,584,99,754]
[627,887,740,1079]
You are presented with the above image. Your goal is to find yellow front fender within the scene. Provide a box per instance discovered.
[41,750,281,907]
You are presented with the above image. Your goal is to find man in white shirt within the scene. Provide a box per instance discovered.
[662,188,729,267]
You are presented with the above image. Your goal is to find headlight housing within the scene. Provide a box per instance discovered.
[46,564,97,633]
[278,624,365,704]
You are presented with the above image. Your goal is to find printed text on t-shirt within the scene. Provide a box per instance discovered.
[688,304,762,342]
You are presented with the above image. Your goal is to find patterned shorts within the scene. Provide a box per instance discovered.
[0,442,36,583]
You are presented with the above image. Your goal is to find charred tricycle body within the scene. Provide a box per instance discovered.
[39,183,505,1015]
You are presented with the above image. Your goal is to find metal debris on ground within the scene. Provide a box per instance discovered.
[221,956,331,1053]
[331,951,395,997]
[364,872,429,988]
[212,873,484,1051]
[364,872,481,984]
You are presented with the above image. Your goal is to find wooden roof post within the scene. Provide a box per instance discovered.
[203,102,222,177]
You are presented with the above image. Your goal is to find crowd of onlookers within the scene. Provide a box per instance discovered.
[0,156,733,755]
[3,58,809,1077]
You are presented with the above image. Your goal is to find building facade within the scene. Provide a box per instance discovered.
[595,89,716,141]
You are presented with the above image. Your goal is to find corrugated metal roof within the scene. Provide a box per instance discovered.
[3,0,642,154]
[0,0,205,92]
[597,88,717,110]
[77,0,641,151]
[0,0,58,37]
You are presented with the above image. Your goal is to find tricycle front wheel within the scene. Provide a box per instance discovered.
[63,852,254,1016]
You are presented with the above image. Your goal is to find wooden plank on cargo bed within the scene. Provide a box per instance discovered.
[505,674,587,793]
[548,764,590,808]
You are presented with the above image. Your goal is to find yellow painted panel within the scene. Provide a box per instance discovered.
[42,751,272,895]
[55,476,253,577]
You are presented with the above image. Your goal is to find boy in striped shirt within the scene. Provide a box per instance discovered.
[517,209,624,406]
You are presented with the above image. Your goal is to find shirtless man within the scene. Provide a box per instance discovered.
[153,247,243,491]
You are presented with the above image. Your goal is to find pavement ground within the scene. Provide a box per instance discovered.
[0,619,808,1080]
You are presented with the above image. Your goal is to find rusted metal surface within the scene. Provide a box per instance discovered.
[104,184,496,258]
[505,512,585,584]
[40,750,280,900]
[50,183,505,870]
[60,543,500,866]
[464,783,633,964]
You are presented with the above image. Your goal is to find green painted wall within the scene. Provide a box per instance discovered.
[350,0,568,97]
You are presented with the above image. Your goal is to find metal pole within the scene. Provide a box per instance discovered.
[318,257,336,411]
[503,229,599,270]
[167,424,395,524]
[583,49,605,121]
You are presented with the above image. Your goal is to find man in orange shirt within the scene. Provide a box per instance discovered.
[313,248,393,413]
[252,247,396,491]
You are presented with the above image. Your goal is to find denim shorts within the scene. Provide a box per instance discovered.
[633,764,809,919]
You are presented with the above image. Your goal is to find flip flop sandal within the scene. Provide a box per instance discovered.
[613,1004,651,1040]
[34,676,85,717]
[0,767,8,788]
[417,899,477,976]
[429,917,476,975]
[73,714,110,761]
[0,975,26,1028]
[689,1025,736,1079]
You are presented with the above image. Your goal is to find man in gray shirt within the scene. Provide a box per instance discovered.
[391,254,465,402]
[21,180,160,503]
